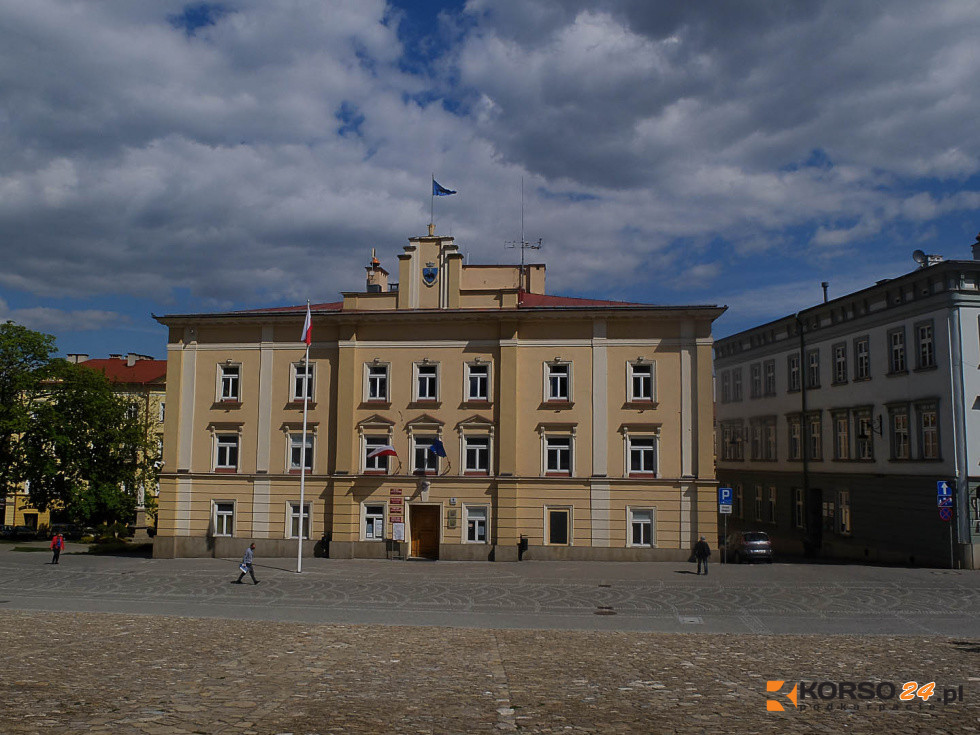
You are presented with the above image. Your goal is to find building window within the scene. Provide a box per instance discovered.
[414,363,438,402]
[806,349,820,389]
[764,420,776,461]
[215,434,239,471]
[754,486,763,522]
[822,497,836,532]
[750,363,762,398]
[750,422,762,461]
[731,368,743,401]
[766,487,776,524]
[787,415,802,461]
[720,423,743,461]
[837,490,851,535]
[787,353,801,392]
[366,364,389,402]
[855,337,870,380]
[629,362,655,402]
[288,502,310,540]
[466,363,490,402]
[412,436,440,475]
[464,435,490,474]
[219,364,240,401]
[292,363,314,402]
[546,507,571,545]
[629,508,654,547]
[465,506,488,543]
[833,343,847,385]
[627,436,657,476]
[916,321,935,369]
[763,359,776,396]
[288,433,314,472]
[918,404,940,459]
[889,406,910,459]
[363,504,385,540]
[794,488,805,529]
[833,413,850,461]
[158,401,166,423]
[855,410,874,460]
[545,362,570,402]
[214,502,234,537]
[733,485,743,520]
[720,371,731,403]
[363,435,392,474]
[545,436,572,475]
[888,329,907,374]
[807,412,822,461]
[127,402,139,420]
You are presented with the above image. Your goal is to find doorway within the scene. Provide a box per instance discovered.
[409,505,440,559]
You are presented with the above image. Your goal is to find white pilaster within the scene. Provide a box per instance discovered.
[590,481,611,547]
[255,325,274,474]
[592,320,608,477]
[177,328,198,472]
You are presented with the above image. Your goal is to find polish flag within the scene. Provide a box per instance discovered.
[366,445,398,459]
[301,303,312,345]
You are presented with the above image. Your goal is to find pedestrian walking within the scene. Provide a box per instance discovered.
[50,533,65,564]
[694,535,711,576]
[235,543,260,584]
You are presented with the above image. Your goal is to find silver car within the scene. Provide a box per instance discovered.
[727,531,774,563]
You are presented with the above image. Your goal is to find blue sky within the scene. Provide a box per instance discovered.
[1,0,978,358]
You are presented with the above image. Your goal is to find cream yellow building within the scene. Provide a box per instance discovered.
[153,228,724,561]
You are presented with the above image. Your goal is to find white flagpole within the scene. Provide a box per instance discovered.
[297,301,310,573]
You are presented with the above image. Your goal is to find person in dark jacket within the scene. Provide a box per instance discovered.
[694,536,711,575]
[235,543,259,584]
[50,533,65,565]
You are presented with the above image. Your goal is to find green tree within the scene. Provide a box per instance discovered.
[0,321,56,500]
[22,360,156,526]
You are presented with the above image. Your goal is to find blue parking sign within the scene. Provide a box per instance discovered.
[718,487,733,505]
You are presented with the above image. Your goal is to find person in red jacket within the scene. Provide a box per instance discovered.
[50,533,65,565]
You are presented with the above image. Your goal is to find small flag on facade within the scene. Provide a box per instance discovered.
[428,439,447,457]
[432,179,456,196]
[301,303,312,345]
[366,444,398,459]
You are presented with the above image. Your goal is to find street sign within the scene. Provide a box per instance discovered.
[937,481,952,499]
[719,504,733,515]
[718,487,733,505]
[939,507,953,522]
[938,496,953,508]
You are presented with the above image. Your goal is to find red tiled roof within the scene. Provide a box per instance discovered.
[80,359,167,385]
[517,292,648,308]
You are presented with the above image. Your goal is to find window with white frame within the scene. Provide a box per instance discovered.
[764,420,777,461]
[806,349,820,388]
[833,343,847,385]
[732,368,743,401]
[787,415,802,461]
[292,362,314,402]
[833,412,850,461]
[627,436,657,476]
[855,337,870,379]
[363,435,392,474]
[215,434,239,471]
[889,405,910,459]
[754,485,763,521]
[629,508,654,547]
[720,371,731,403]
[466,362,490,402]
[545,362,570,402]
[463,435,490,474]
[916,321,935,369]
[465,505,488,543]
[629,362,654,402]
[750,422,762,461]
[837,490,851,535]
[750,363,762,398]
[918,403,939,459]
[214,502,234,536]
[366,363,389,402]
[127,402,139,420]
[763,360,776,396]
[414,362,438,401]
[412,435,440,474]
[766,486,776,524]
[363,504,385,540]
[856,409,874,460]
[807,412,822,461]
[822,497,836,532]
[288,432,314,472]
[545,435,572,475]
[794,488,805,528]
[888,328,907,373]
[219,364,240,401]
[787,353,801,392]
[546,507,571,545]
[288,502,310,539]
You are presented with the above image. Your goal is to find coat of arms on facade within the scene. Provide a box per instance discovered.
[422,263,438,286]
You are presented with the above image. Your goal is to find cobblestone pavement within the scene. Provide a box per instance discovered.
[2,610,979,734]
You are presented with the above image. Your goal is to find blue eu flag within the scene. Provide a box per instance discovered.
[432,179,456,196]
[428,439,448,457]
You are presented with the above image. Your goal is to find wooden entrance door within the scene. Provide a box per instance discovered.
[410,505,440,559]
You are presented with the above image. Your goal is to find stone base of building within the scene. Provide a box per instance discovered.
[153,535,321,559]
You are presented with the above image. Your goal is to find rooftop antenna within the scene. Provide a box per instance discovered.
[505,177,542,290]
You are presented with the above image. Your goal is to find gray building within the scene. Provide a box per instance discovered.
[715,234,980,568]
